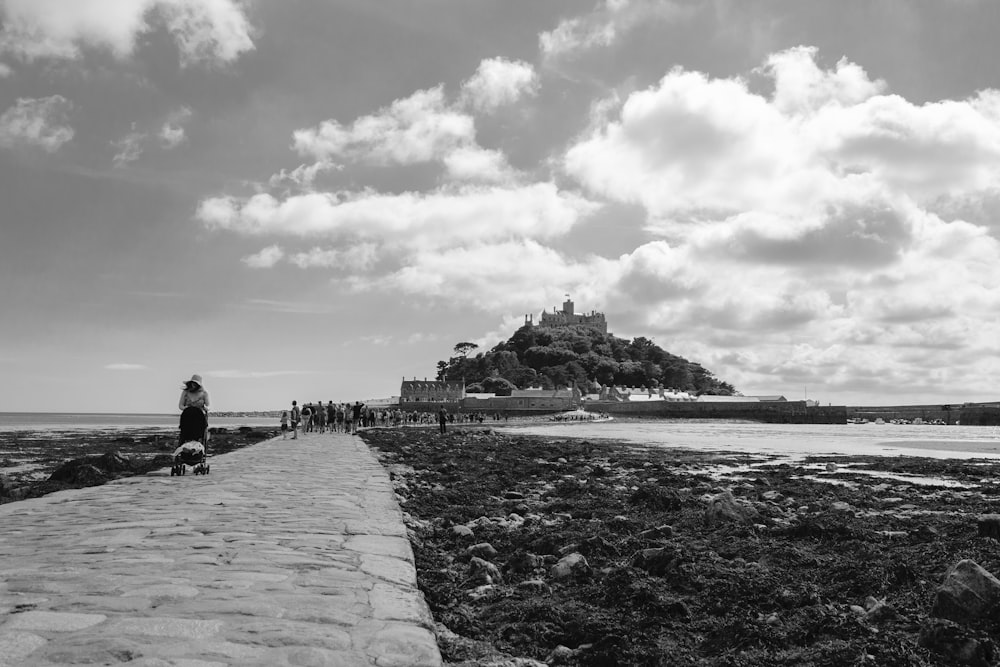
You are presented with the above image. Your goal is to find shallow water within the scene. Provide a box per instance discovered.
[507,420,1000,461]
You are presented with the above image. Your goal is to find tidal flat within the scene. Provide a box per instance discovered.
[361,426,1000,666]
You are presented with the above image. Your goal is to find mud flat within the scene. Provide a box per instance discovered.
[0,426,277,503]
[361,427,1000,666]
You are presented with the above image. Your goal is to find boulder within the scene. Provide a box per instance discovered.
[631,546,680,576]
[932,559,1000,624]
[505,551,542,574]
[638,524,674,541]
[516,579,550,594]
[464,543,498,561]
[469,556,503,585]
[451,525,475,539]
[550,552,590,579]
[47,463,107,485]
[704,490,760,526]
[919,618,996,667]
[977,515,1000,540]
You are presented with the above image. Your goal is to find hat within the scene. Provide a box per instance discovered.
[185,374,203,388]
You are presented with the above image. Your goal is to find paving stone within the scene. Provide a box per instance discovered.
[0,433,441,666]
[0,630,48,664]
[3,610,107,632]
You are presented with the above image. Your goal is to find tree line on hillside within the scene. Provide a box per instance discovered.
[435,325,736,396]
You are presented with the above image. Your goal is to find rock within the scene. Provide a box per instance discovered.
[919,618,996,667]
[933,559,1000,624]
[826,462,837,472]
[631,547,680,576]
[704,490,759,526]
[977,514,1000,540]
[546,645,575,664]
[638,524,674,541]
[830,501,854,514]
[503,491,525,500]
[469,556,503,585]
[516,579,550,594]
[865,597,897,622]
[464,543,498,561]
[452,525,475,538]
[505,552,542,574]
[550,553,590,579]
[47,463,107,485]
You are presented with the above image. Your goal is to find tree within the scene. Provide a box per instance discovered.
[454,342,479,358]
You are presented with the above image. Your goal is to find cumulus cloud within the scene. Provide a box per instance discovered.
[0,95,74,152]
[241,244,284,268]
[540,0,691,62]
[291,75,524,184]
[460,57,539,112]
[0,0,254,65]
[198,183,598,250]
[293,86,473,166]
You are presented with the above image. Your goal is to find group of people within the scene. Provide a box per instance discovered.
[280,400,367,439]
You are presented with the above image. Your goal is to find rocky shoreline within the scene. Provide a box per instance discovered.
[0,426,277,504]
[360,426,1000,666]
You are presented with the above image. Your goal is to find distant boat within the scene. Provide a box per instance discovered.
[874,418,886,425]
[551,409,613,423]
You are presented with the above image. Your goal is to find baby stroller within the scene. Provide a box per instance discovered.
[171,406,210,476]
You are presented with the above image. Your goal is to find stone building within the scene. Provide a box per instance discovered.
[399,378,466,405]
[525,297,608,334]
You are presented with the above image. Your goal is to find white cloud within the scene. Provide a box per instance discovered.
[0,62,11,77]
[159,106,192,148]
[0,0,254,65]
[460,57,539,113]
[268,159,340,191]
[111,127,145,167]
[0,95,74,152]
[105,363,148,371]
[352,240,615,310]
[241,245,284,268]
[293,86,474,166]
[540,0,691,62]
[198,183,598,251]
[442,146,516,183]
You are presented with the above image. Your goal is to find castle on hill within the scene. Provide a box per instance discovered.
[525,296,608,335]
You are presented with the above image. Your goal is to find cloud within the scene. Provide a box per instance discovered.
[198,182,598,251]
[293,86,473,166]
[159,106,192,148]
[540,0,691,62]
[241,244,284,268]
[111,127,145,167]
[0,62,10,77]
[105,363,148,371]
[460,57,539,112]
[0,95,74,152]
[0,0,254,65]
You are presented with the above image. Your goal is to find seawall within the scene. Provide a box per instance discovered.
[582,400,847,424]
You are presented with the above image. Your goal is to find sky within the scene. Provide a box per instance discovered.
[1,0,999,413]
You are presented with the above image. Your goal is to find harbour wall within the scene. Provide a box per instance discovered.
[582,400,847,424]
[846,404,1000,425]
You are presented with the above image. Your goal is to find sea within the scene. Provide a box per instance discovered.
[511,420,1000,462]
[0,412,277,433]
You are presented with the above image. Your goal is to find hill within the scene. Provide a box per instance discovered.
[436,324,735,396]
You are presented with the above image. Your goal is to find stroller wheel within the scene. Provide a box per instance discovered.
[170,466,175,476]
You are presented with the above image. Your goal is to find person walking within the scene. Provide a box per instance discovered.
[351,401,364,434]
[179,374,210,413]
[290,400,301,439]
[438,406,448,434]
[280,410,289,439]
